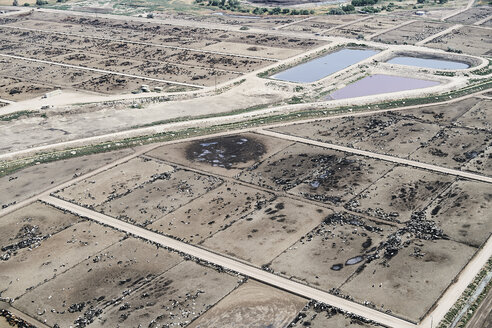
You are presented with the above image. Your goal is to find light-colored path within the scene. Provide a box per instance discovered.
[0,98,14,104]
[322,16,372,35]
[0,25,278,62]
[257,129,492,184]
[474,15,492,26]
[40,195,417,328]
[415,24,462,45]
[275,16,314,30]
[0,53,205,89]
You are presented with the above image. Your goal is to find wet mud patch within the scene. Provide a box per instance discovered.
[185,135,266,169]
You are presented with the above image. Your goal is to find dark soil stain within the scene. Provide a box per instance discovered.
[186,135,266,169]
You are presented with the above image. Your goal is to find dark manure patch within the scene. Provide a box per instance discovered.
[185,135,266,169]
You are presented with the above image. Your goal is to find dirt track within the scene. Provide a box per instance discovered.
[41,195,417,328]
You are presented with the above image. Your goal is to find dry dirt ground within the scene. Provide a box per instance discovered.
[92,260,242,328]
[0,76,55,102]
[54,156,176,208]
[283,15,363,34]
[424,178,492,248]
[187,280,307,328]
[269,97,492,174]
[445,6,492,24]
[340,238,476,323]
[346,166,455,223]
[270,212,390,290]
[329,16,408,39]
[374,20,453,45]
[148,181,274,244]
[238,142,394,206]
[94,168,222,226]
[0,205,125,300]
[426,26,492,57]
[201,196,330,267]
[146,132,294,178]
[13,237,184,328]
[0,148,134,209]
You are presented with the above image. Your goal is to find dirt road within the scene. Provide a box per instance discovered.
[40,195,417,328]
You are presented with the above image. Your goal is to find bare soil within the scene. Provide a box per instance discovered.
[95,168,222,226]
[187,280,307,328]
[148,182,274,244]
[426,26,492,56]
[239,142,393,206]
[270,212,389,291]
[202,196,330,267]
[330,16,408,39]
[455,99,492,132]
[14,237,183,328]
[92,260,242,328]
[409,127,491,170]
[446,6,492,24]
[0,202,83,262]
[289,303,380,328]
[340,238,476,323]
[146,132,294,178]
[55,156,175,208]
[0,220,124,299]
[375,21,453,45]
[346,166,455,223]
[0,148,134,209]
[424,179,492,248]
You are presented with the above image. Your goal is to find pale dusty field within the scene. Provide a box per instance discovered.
[0,219,124,299]
[188,280,307,328]
[148,181,274,243]
[14,237,184,328]
[0,148,134,208]
[55,156,174,207]
[202,196,331,267]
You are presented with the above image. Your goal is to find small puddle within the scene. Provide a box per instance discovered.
[345,256,364,265]
[272,48,379,83]
[331,263,344,271]
[328,74,440,100]
[387,56,469,70]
